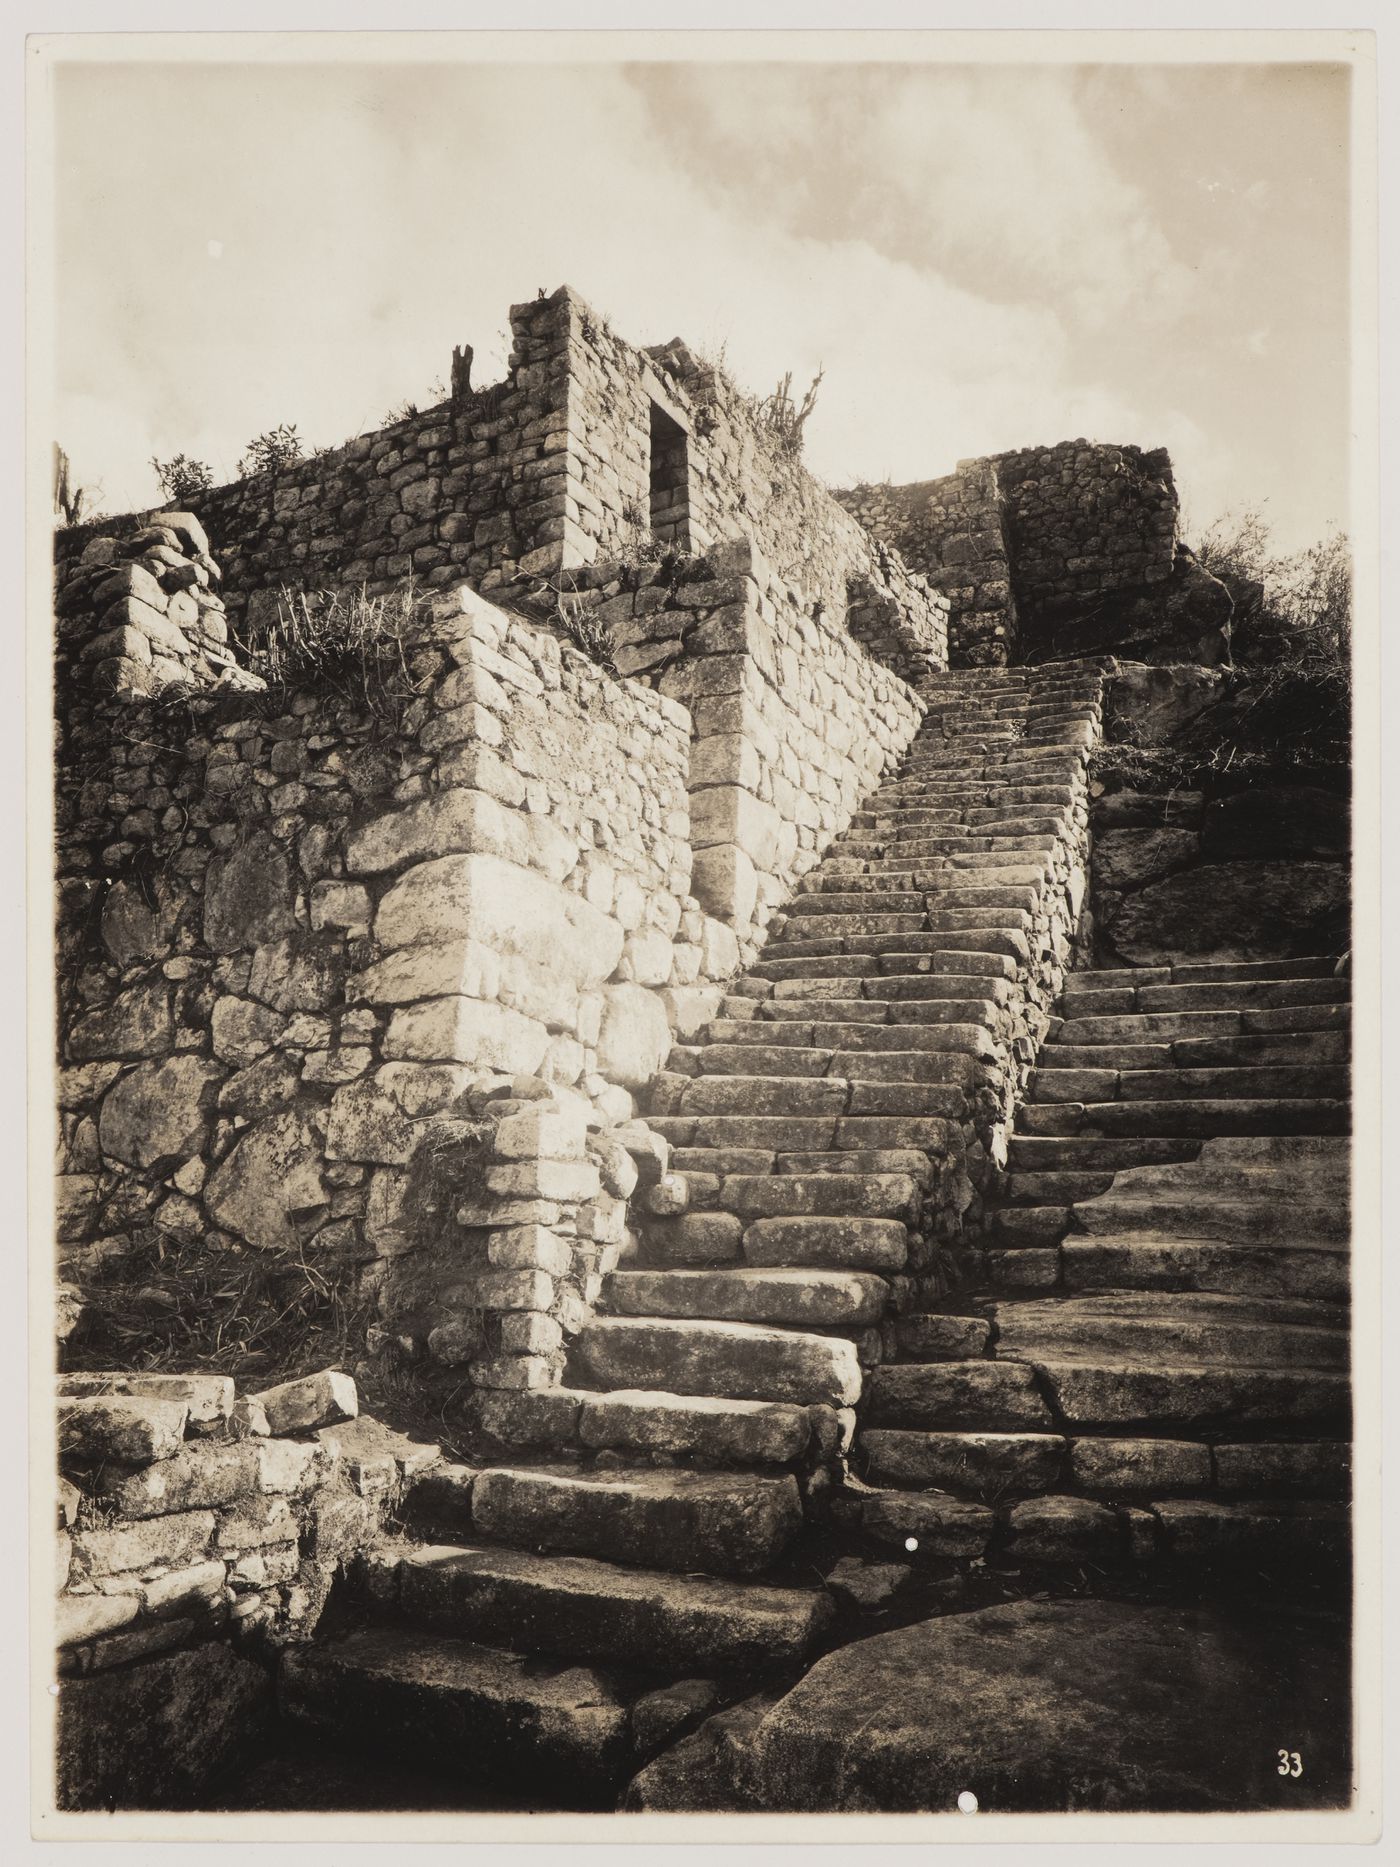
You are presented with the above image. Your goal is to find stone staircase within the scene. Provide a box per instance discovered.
[277,663,1352,1801]
[857,955,1351,1570]
[278,662,1110,1794]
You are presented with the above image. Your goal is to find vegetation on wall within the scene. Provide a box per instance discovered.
[237,422,305,478]
[151,453,215,503]
[242,579,429,723]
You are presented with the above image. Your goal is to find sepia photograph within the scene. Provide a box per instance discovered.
[26,19,1382,1843]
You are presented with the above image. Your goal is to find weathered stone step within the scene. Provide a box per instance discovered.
[756,946,1015,981]
[386,1541,832,1673]
[1036,1032,1350,1070]
[698,1020,993,1057]
[1061,1234,1348,1303]
[649,1115,954,1154]
[1018,1098,1350,1138]
[572,1315,863,1407]
[770,929,1030,963]
[674,1046,981,1088]
[1074,1193,1347,1244]
[1006,1135,1200,1172]
[473,1385,814,1465]
[606,1267,889,1329]
[1065,956,1340,990]
[471,1463,805,1576]
[1003,1168,1117,1205]
[669,1146,935,1185]
[1028,1360,1350,1432]
[989,1293,1348,1370]
[280,1626,636,1796]
[832,834,1053,858]
[742,1215,909,1271]
[1153,1498,1348,1564]
[861,1428,1066,1494]
[727,994,1001,1024]
[1210,1440,1351,1496]
[1076,979,1349,1016]
[1052,1004,1349,1045]
[893,1313,993,1358]
[706,1171,925,1220]
[1034,1064,1349,1104]
[1102,1148,1348,1198]
[867,1361,1055,1431]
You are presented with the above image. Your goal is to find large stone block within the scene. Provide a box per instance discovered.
[382,996,550,1072]
[69,981,172,1061]
[203,1110,328,1250]
[203,832,296,953]
[596,983,672,1090]
[691,787,784,870]
[97,1055,224,1171]
[1106,861,1349,965]
[56,1640,273,1811]
[374,853,623,991]
[690,844,757,929]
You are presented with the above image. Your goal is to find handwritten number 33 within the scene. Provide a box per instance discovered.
[1277,1750,1304,1778]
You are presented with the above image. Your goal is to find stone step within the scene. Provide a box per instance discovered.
[1061,1234,1349,1303]
[697,1020,993,1057]
[1026,1360,1350,1432]
[472,1385,814,1465]
[1037,1032,1348,1071]
[1152,1499,1349,1564]
[727,994,1001,1023]
[1101,1149,1348,1198]
[893,1313,993,1359]
[606,1267,889,1330]
[705,1171,925,1221]
[649,1116,955,1154]
[1006,1135,1201,1172]
[1003,1169,1117,1205]
[860,1428,1066,1495]
[769,929,1029,962]
[471,1464,805,1577]
[1210,1441,1351,1497]
[668,1146,935,1185]
[867,1361,1056,1431]
[1051,1005,1348,1044]
[1065,957,1340,990]
[1073,1193,1347,1244]
[742,1215,909,1271]
[571,1315,863,1407]
[385,1541,832,1673]
[988,1293,1348,1370]
[1018,1098,1350,1138]
[280,1626,637,1798]
[1033,1064,1349,1104]
[674,1046,981,1088]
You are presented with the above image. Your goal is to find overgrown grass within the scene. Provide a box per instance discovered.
[65,1229,375,1384]
[242,579,430,724]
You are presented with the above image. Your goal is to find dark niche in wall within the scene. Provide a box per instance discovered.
[648,402,691,550]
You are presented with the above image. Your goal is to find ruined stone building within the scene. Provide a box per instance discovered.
[51,287,1351,1813]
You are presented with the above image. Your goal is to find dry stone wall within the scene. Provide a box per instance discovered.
[57,513,933,1400]
[543,538,931,965]
[836,441,1196,669]
[53,1366,466,1807]
[65,285,944,678]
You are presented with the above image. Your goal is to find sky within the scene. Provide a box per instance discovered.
[47,53,1353,550]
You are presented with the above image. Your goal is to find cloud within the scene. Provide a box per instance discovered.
[49,57,1344,550]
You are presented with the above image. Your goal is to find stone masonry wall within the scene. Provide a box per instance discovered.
[53,1366,468,1808]
[54,523,755,1398]
[58,514,933,1400]
[836,441,1180,669]
[61,285,944,676]
[543,538,931,965]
